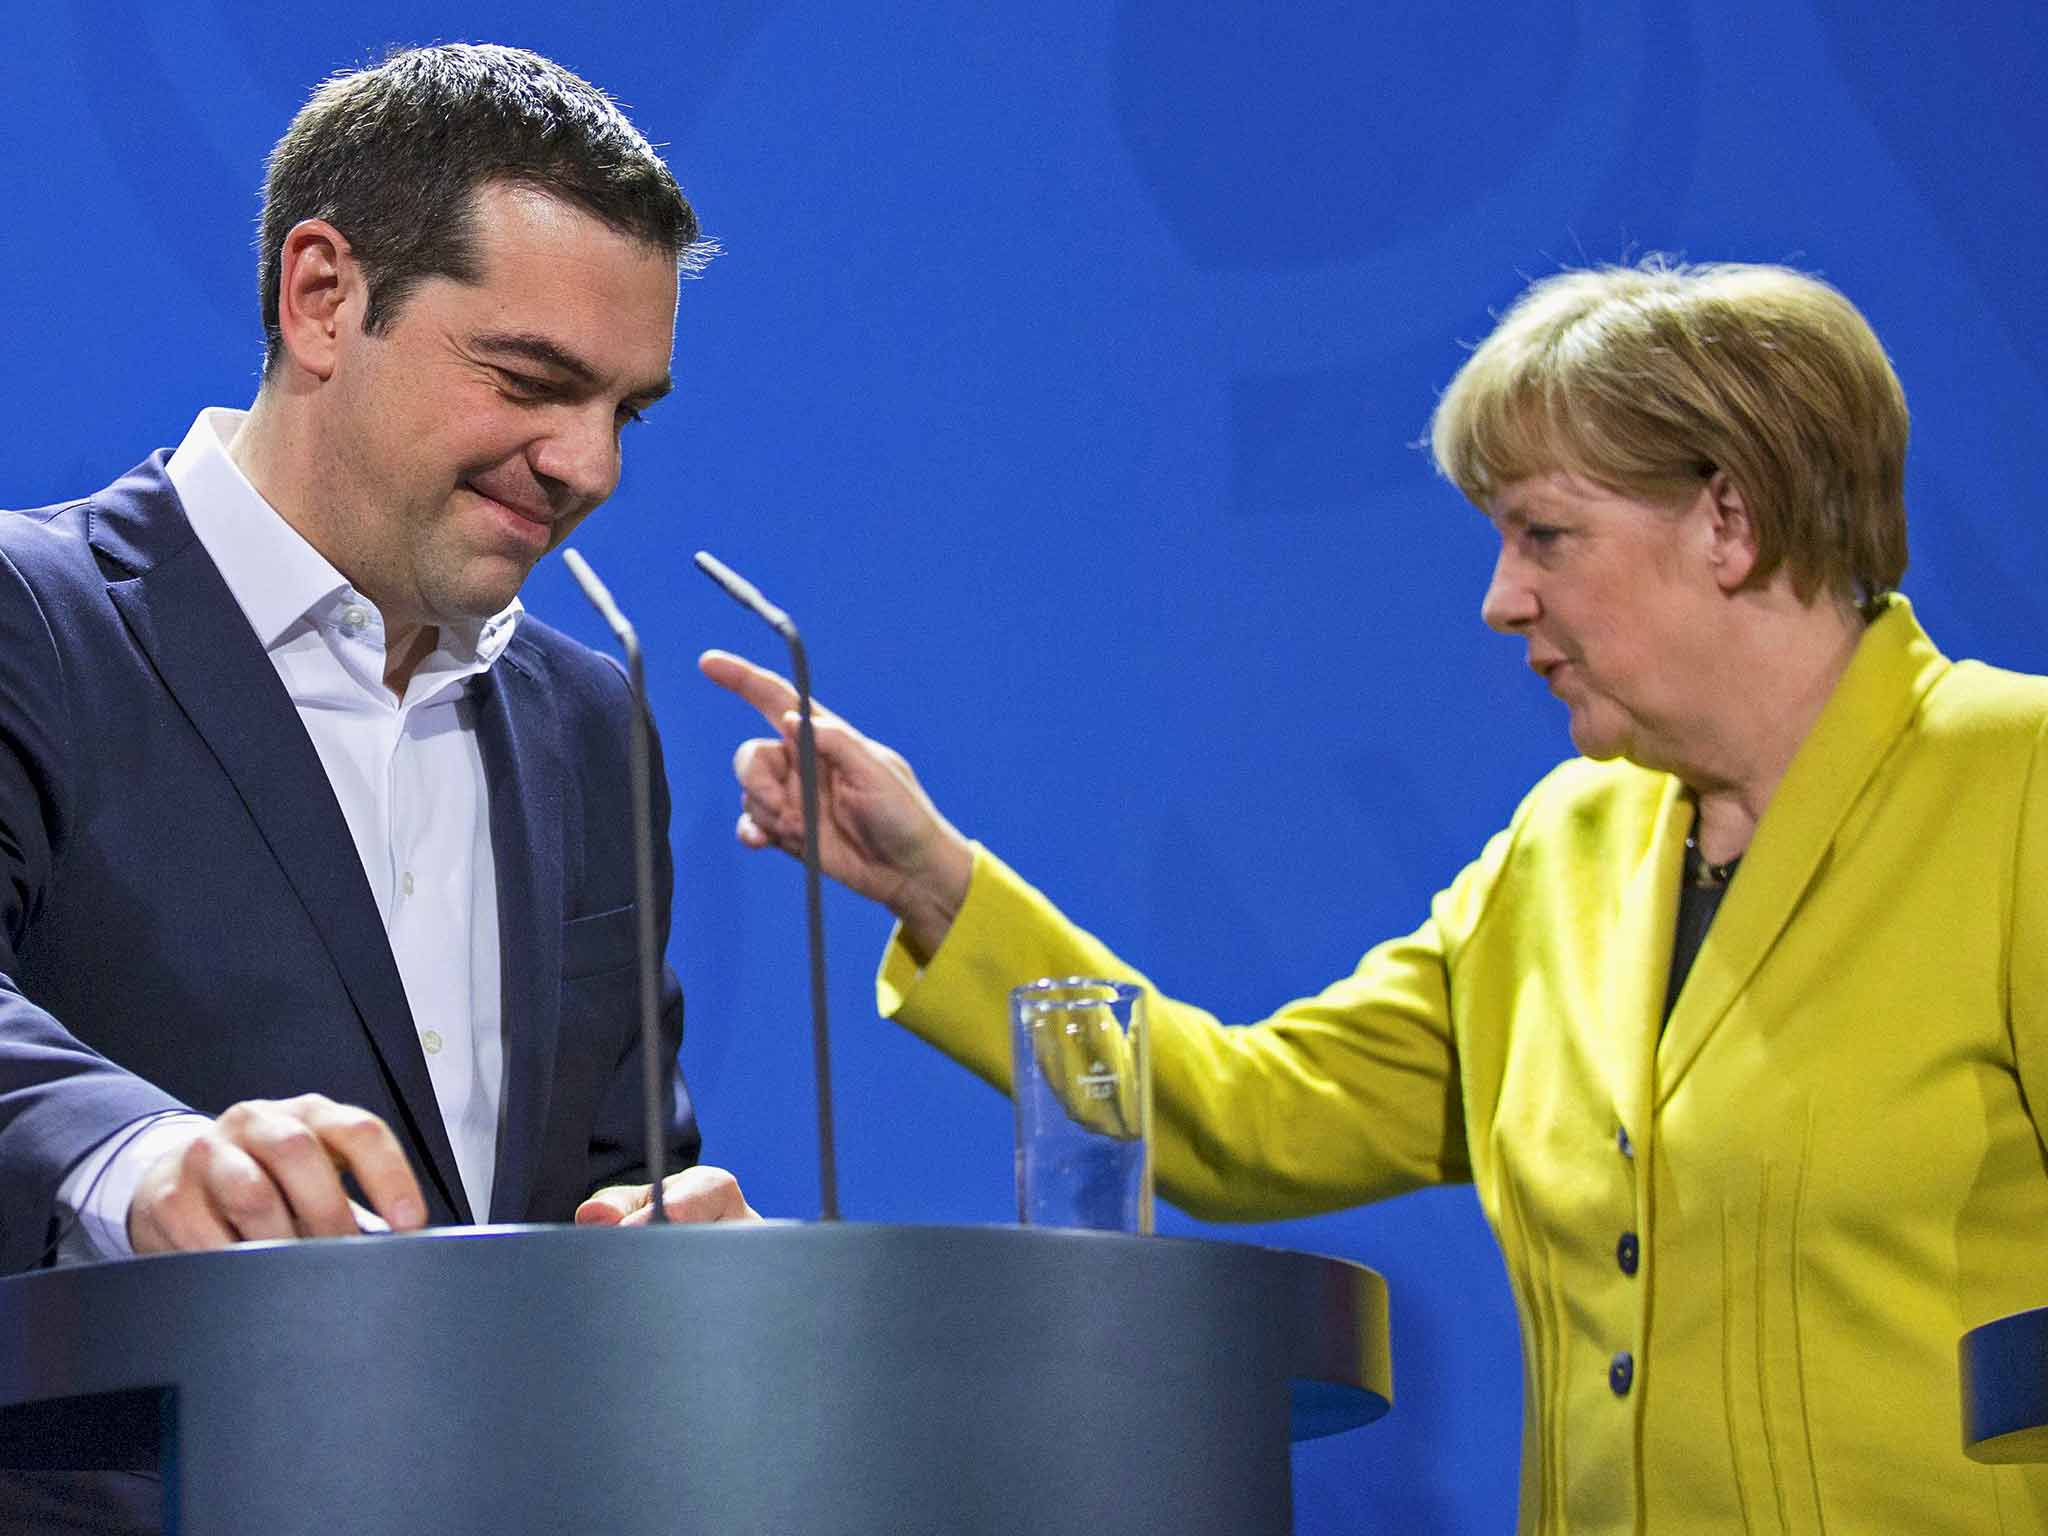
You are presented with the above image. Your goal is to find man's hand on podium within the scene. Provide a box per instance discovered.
[574,1165,761,1226]
[128,1093,427,1252]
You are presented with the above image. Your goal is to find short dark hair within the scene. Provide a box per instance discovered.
[259,43,712,372]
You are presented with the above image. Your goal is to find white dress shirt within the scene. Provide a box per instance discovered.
[56,408,520,1255]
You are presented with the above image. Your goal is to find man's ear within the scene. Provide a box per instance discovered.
[1702,469,1759,592]
[272,219,363,382]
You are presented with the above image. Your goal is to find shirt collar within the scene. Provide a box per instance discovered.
[164,406,522,667]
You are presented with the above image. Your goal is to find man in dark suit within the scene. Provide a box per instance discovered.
[0,41,752,1286]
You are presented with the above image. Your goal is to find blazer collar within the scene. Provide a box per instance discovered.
[1598,775,1691,1147]
[1655,595,1948,1104]
[89,456,476,1221]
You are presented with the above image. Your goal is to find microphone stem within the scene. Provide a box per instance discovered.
[626,638,670,1223]
[560,548,671,1225]
[791,637,840,1221]
[693,549,840,1222]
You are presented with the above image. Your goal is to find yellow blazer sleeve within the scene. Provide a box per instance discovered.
[879,840,1502,1221]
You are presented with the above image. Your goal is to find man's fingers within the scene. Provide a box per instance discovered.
[649,1165,760,1223]
[132,1195,239,1254]
[573,1185,648,1225]
[130,1095,426,1255]
[283,1094,426,1232]
[206,1133,307,1241]
[220,1099,361,1238]
[700,649,800,726]
[132,1195,238,1253]
[133,1137,276,1252]
[582,1166,762,1228]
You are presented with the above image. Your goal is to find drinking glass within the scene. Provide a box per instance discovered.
[1009,978,1153,1234]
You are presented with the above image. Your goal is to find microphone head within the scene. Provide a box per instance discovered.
[561,547,638,649]
[693,550,797,641]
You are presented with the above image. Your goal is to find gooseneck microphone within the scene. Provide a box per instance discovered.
[692,550,840,1222]
[560,548,671,1224]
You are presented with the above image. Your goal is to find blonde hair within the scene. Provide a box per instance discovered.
[1429,260,1908,603]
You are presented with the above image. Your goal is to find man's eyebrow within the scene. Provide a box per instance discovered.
[471,331,673,403]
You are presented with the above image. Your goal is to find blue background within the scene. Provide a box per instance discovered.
[5,3,2044,1529]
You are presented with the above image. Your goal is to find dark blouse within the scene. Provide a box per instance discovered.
[1662,838,1737,1024]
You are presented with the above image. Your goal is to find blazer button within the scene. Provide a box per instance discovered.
[1609,1351,1634,1397]
[1616,1231,1639,1276]
[1616,1124,1634,1159]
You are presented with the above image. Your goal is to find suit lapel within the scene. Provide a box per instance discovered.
[1656,597,1948,1104]
[1599,776,1689,1146]
[474,642,565,1222]
[90,464,472,1221]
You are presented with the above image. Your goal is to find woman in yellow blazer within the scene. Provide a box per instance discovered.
[703,261,2048,1534]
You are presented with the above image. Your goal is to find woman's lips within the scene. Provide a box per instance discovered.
[1530,655,1572,693]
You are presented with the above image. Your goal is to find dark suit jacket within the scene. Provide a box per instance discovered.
[0,453,698,1271]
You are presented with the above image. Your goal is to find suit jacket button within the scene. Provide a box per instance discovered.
[1616,1231,1639,1276]
[1609,1350,1635,1396]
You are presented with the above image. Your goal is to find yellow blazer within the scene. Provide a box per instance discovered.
[879,597,2048,1534]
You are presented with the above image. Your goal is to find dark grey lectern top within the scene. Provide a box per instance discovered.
[1962,1305,2048,1463]
[0,1222,1389,1535]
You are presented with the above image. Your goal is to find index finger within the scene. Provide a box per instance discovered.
[698,649,799,725]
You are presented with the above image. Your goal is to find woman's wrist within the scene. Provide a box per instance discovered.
[891,830,974,965]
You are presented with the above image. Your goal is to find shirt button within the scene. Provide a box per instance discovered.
[1617,1231,1640,1276]
[1617,1124,1634,1159]
[1609,1351,1634,1397]
[341,605,370,630]
[401,871,416,897]
[420,1029,443,1056]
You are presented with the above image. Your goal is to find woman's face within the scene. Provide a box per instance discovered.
[1481,470,1731,771]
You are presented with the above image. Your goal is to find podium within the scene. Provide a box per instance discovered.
[0,1223,1390,1534]
[1962,1306,2048,1463]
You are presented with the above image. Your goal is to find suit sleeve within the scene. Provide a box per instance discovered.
[0,545,188,1270]
[878,843,1476,1221]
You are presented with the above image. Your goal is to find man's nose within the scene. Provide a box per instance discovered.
[532,408,622,507]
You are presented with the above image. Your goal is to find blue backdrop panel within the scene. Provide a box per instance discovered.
[3,3,2042,1531]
